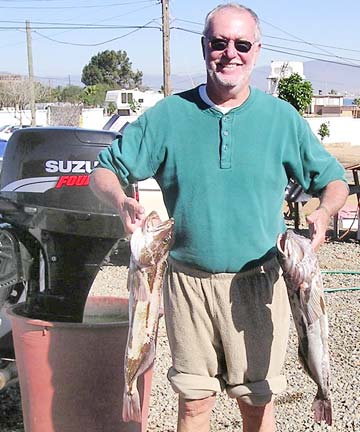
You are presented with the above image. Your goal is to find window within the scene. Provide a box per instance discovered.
[127,93,133,103]
[121,93,127,104]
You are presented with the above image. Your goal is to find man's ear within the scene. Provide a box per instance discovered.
[201,36,206,59]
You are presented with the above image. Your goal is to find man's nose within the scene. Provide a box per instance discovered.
[224,40,237,58]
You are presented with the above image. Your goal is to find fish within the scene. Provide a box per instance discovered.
[277,229,332,426]
[122,211,174,423]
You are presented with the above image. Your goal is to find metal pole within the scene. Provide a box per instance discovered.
[26,20,36,126]
[161,0,171,96]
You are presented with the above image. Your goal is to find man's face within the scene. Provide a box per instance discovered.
[203,8,261,94]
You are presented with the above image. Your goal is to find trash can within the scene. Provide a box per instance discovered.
[7,296,153,432]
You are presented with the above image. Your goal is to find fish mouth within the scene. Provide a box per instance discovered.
[277,232,287,255]
[144,211,175,244]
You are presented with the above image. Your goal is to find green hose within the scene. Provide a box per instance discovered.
[322,270,360,275]
[321,270,360,292]
[324,287,360,293]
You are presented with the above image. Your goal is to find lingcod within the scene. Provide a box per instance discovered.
[277,229,332,426]
[122,211,174,423]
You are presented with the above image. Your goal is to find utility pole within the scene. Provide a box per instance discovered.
[26,20,36,126]
[161,0,171,96]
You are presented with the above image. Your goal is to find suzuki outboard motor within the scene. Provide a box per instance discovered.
[0,127,133,330]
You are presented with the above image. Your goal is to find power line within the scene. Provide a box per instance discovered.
[0,24,160,29]
[171,16,360,62]
[172,26,360,69]
[34,21,160,46]
[263,34,360,54]
[263,43,360,64]
[260,18,359,67]
[0,20,154,27]
[264,47,360,69]
[3,16,360,57]
[0,0,155,9]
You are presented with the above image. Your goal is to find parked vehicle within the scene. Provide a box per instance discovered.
[0,138,7,172]
[0,125,20,141]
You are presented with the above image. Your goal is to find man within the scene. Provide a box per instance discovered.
[90,3,349,431]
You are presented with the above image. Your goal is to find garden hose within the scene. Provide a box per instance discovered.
[321,269,360,292]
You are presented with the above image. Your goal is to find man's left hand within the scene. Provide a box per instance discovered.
[306,206,330,251]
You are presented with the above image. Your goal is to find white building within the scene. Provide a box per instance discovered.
[104,89,163,115]
[267,61,305,96]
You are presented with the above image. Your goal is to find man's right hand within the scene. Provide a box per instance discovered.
[90,167,146,235]
[119,196,145,234]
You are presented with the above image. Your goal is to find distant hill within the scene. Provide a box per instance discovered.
[3,59,358,95]
[250,60,360,95]
[144,60,360,96]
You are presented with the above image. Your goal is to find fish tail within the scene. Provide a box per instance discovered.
[312,397,332,426]
[122,387,142,423]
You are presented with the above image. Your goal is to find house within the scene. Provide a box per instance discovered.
[267,61,305,96]
[104,89,163,115]
[310,92,359,117]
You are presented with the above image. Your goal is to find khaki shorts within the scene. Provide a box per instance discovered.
[163,256,290,406]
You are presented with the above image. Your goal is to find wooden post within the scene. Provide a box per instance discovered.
[26,20,36,126]
[161,0,171,96]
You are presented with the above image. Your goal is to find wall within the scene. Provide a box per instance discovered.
[0,108,107,130]
[1,108,360,147]
[0,108,47,126]
[306,116,360,146]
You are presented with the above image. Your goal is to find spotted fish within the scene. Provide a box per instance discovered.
[277,230,332,426]
[122,211,174,423]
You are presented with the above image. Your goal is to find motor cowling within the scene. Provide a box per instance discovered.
[0,127,132,323]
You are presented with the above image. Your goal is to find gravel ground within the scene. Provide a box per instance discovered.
[0,230,359,431]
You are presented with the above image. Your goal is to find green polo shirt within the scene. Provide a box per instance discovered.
[98,86,346,272]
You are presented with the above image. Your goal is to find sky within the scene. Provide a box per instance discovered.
[1,0,360,91]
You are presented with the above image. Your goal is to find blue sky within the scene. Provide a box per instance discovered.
[1,0,360,89]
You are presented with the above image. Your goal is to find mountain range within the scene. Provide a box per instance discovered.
[144,60,360,96]
[2,60,359,95]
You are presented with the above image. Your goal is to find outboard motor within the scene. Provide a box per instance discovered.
[0,127,133,356]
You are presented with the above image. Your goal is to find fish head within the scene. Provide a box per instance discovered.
[131,211,175,267]
[277,230,305,271]
[277,230,318,288]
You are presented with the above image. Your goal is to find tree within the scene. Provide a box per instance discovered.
[353,98,360,107]
[278,73,313,115]
[318,122,330,143]
[58,85,84,104]
[0,78,39,124]
[80,84,109,107]
[107,102,117,115]
[81,50,143,89]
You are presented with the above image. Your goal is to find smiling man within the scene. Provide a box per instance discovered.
[90,3,348,431]
[202,4,261,106]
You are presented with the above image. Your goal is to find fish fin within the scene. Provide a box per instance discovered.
[158,289,164,317]
[133,270,151,302]
[127,257,137,292]
[300,282,326,325]
[312,397,332,426]
[122,386,142,423]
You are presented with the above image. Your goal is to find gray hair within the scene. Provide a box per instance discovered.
[203,3,261,42]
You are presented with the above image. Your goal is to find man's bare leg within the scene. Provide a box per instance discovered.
[177,394,216,432]
[237,399,276,432]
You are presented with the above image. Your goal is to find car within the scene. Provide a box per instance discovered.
[0,138,7,172]
[0,124,30,141]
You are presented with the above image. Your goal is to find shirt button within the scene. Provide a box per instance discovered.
[223,145,228,151]
[223,131,229,136]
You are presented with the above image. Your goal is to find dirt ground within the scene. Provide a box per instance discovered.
[324,142,360,167]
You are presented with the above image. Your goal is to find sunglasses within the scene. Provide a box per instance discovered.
[207,37,253,53]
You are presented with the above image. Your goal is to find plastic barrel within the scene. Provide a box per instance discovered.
[7,296,153,432]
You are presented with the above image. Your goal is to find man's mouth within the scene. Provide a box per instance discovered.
[217,63,242,71]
